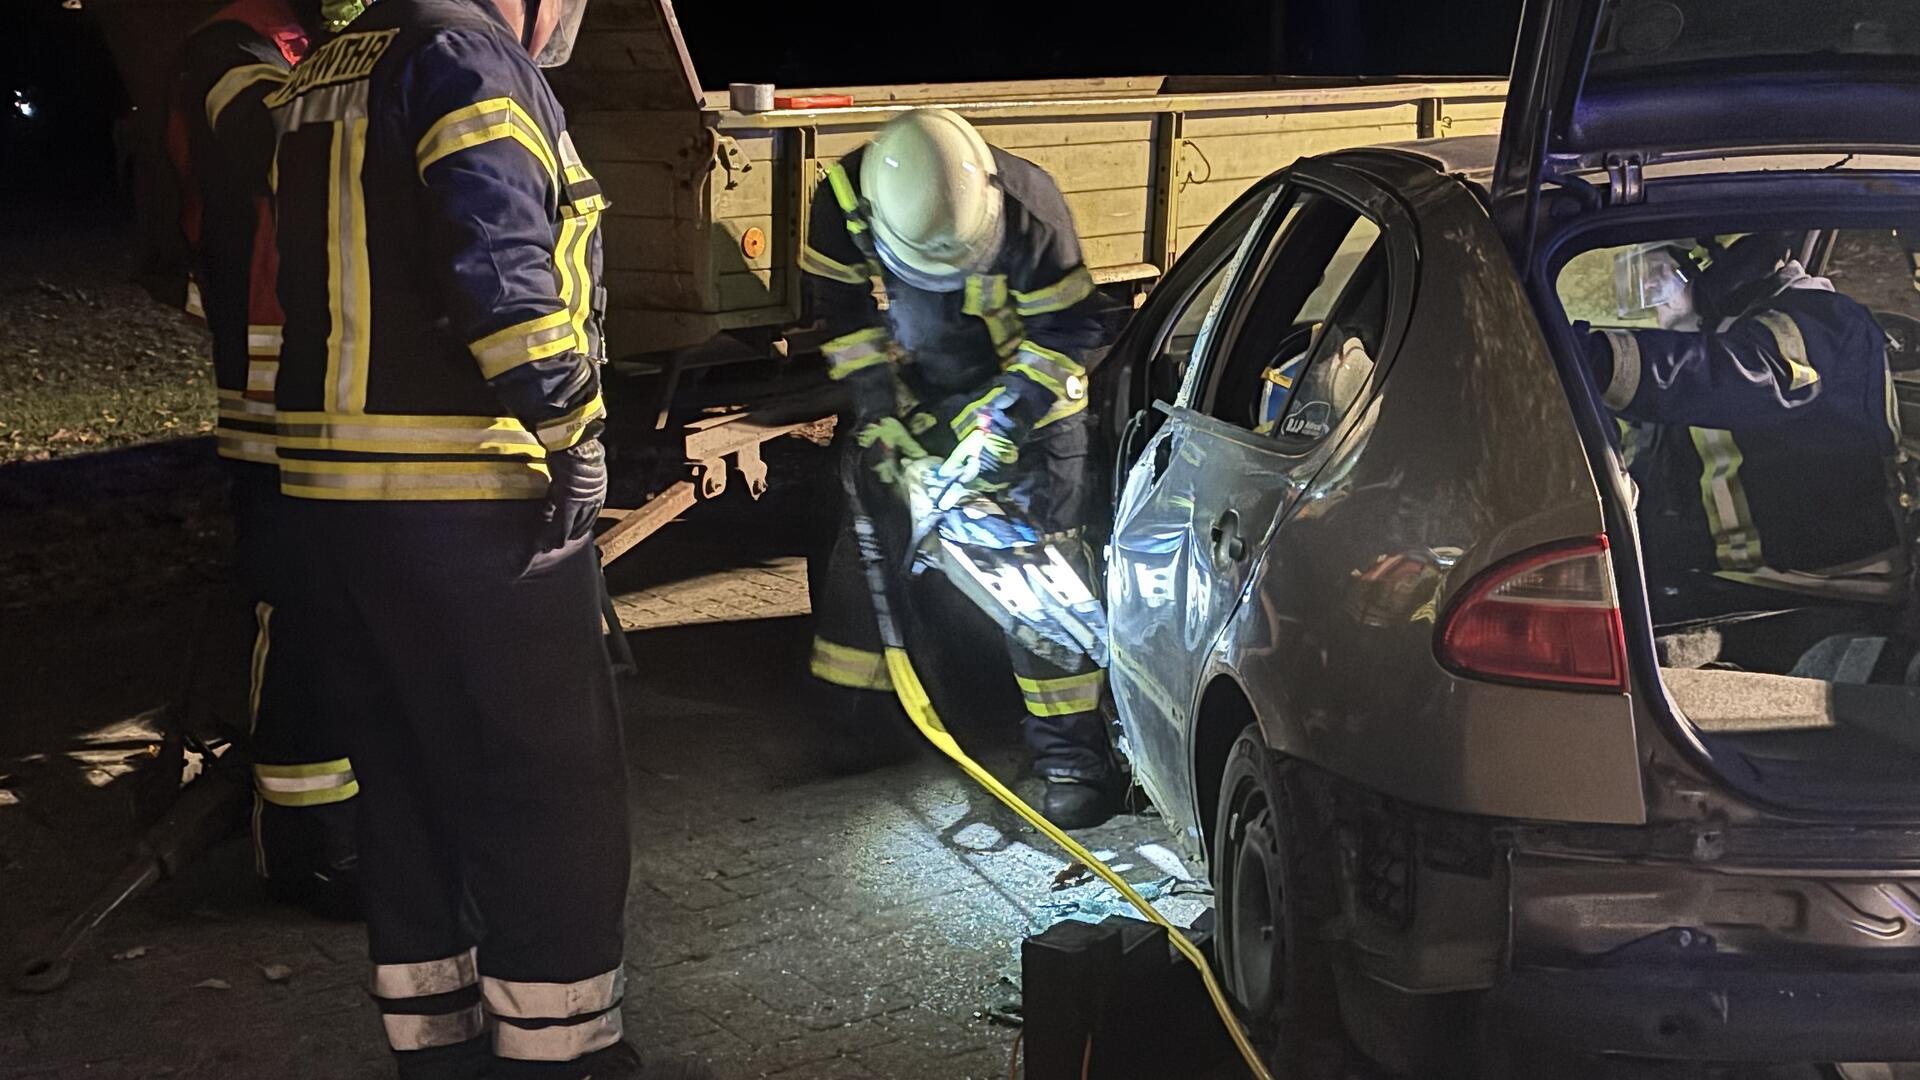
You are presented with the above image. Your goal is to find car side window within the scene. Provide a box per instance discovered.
[1146,188,1297,405]
[1200,192,1387,450]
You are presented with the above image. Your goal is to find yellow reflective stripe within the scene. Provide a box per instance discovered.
[218,436,279,465]
[1034,393,1089,429]
[247,324,283,357]
[382,1005,486,1052]
[494,1010,623,1063]
[277,413,544,457]
[1012,266,1095,316]
[246,360,279,395]
[1753,310,1820,391]
[470,309,578,379]
[255,759,358,807]
[948,388,1004,436]
[962,274,1009,315]
[481,968,623,1020]
[324,118,372,413]
[821,326,893,379]
[1599,329,1641,409]
[415,97,558,188]
[810,638,893,690]
[824,162,867,234]
[536,392,605,452]
[1690,427,1765,571]
[249,602,272,735]
[372,949,479,999]
[799,244,869,285]
[206,62,285,130]
[280,459,551,501]
[1016,671,1105,717]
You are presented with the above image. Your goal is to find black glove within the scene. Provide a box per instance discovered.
[536,437,607,556]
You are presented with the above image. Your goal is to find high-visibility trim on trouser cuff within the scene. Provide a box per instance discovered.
[255,759,360,807]
[480,967,624,1020]
[372,949,479,999]
[1016,671,1105,717]
[810,638,893,690]
[494,1009,623,1062]
[382,1004,486,1051]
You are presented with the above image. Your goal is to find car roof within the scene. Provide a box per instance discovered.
[1336,133,1499,194]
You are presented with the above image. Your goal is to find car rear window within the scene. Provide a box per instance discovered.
[1591,1,1920,74]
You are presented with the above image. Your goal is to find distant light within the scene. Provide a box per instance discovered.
[62,0,84,9]
[14,101,34,119]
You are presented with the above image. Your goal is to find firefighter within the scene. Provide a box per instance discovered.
[264,1,688,1075]
[1585,233,1907,625]
[801,108,1124,829]
[167,0,362,917]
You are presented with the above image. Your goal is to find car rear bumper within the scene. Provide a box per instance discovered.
[1487,962,1920,1062]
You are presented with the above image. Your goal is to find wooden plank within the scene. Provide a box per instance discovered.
[718,269,786,310]
[549,71,703,114]
[563,30,680,73]
[1016,141,1152,194]
[1175,224,1210,258]
[607,306,720,355]
[1180,101,1420,139]
[602,217,703,273]
[710,163,775,221]
[597,481,697,564]
[1182,126,1413,183]
[1437,97,1504,137]
[597,161,694,220]
[710,216,777,272]
[1176,176,1263,232]
[568,111,704,165]
[605,268,704,310]
[1065,187,1151,240]
[1080,232,1149,270]
[729,129,780,163]
[812,117,1154,159]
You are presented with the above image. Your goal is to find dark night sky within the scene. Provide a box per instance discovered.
[7,0,1523,201]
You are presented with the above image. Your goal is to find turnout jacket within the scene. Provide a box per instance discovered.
[800,145,1103,439]
[1587,267,1906,603]
[168,0,311,466]
[268,0,607,501]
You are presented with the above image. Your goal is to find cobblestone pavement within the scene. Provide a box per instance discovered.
[1,484,1212,1080]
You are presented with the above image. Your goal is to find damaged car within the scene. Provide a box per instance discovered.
[1098,0,1920,1075]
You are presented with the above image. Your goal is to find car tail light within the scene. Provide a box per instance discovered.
[1435,536,1627,692]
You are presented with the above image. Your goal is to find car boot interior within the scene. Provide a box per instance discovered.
[1556,226,1920,811]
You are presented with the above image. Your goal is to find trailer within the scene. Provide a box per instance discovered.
[83,0,1505,560]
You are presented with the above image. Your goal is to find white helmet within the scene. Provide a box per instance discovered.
[860,109,1004,292]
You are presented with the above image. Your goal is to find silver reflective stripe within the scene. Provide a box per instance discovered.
[273,80,369,136]
[372,948,479,999]
[481,967,624,1020]
[1752,310,1820,391]
[382,1004,486,1051]
[248,328,284,356]
[493,1010,623,1063]
[1600,329,1641,409]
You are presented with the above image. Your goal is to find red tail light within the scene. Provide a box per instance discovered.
[1435,536,1627,692]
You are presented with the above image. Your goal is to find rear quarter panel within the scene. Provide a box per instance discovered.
[1218,163,1646,824]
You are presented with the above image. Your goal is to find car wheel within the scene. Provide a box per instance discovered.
[1213,725,1349,1078]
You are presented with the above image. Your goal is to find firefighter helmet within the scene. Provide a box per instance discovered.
[860,108,1004,291]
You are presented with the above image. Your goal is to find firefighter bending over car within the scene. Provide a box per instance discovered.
[167,0,362,918]
[1583,232,1907,627]
[800,108,1124,829]
[264,0,700,1076]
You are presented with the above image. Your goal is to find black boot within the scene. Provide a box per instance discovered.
[267,853,362,921]
[1042,777,1120,830]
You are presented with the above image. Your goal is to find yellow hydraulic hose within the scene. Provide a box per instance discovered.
[839,449,1272,1080]
[880,647,1276,1080]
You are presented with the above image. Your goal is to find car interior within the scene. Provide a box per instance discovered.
[1555,227,1920,807]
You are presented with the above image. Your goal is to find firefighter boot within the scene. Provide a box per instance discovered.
[818,685,923,776]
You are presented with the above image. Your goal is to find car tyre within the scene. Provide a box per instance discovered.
[1213,725,1351,1078]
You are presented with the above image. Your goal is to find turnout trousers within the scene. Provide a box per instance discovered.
[808,413,1115,784]
[280,499,631,1079]
[228,462,359,884]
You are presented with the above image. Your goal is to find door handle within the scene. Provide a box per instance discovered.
[1210,509,1246,562]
